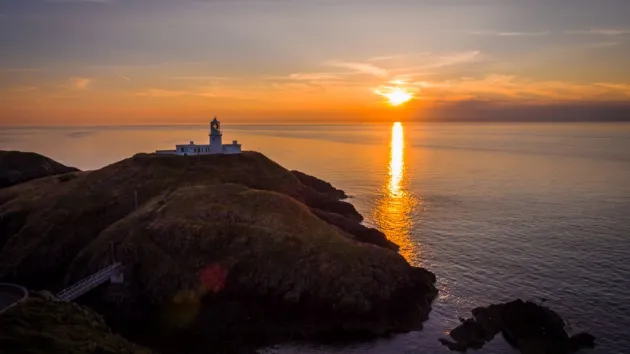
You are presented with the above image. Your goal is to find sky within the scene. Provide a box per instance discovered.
[1,0,630,125]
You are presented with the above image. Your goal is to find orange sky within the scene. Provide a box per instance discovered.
[1,1,630,125]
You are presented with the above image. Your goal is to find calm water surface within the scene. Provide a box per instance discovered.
[2,123,630,354]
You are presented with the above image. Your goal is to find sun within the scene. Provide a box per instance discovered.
[385,88,413,106]
[375,87,414,106]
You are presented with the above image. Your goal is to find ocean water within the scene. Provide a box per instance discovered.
[2,123,630,354]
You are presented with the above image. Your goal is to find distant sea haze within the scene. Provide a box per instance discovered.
[416,100,630,122]
[2,122,630,354]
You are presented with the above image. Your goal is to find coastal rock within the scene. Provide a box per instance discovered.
[0,151,437,352]
[311,208,399,251]
[0,150,79,189]
[440,299,595,354]
[291,170,348,199]
[0,298,152,354]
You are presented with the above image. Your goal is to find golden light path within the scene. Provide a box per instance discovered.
[373,122,420,263]
[389,122,405,197]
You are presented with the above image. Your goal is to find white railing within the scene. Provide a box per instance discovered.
[56,262,122,302]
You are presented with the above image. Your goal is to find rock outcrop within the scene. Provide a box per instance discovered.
[439,299,595,354]
[0,151,437,352]
[0,296,152,354]
[291,170,348,199]
[0,150,79,189]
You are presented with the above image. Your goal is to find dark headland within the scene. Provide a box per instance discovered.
[0,150,595,354]
[0,150,437,353]
[0,150,78,189]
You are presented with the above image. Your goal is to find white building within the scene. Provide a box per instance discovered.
[156,117,242,155]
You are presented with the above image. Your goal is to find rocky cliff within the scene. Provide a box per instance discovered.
[0,152,437,352]
[0,296,152,354]
[440,299,596,354]
[0,150,79,189]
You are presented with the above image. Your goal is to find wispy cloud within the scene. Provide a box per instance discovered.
[136,89,188,98]
[46,0,113,3]
[566,29,630,36]
[111,70,130,82]
[472,31,549,37]
[2,68,41,73]
[324,61,389,77]
[71,77,92,90]
[10,86,39,92]
[135,87,222,98]
[287,73,342,81]
[415,75,630,101]
[595,83,630,95]
[264,72,353,92]
[589,42,619,48]
[391,51,482,74]
[67,131,95,138]
[429,51,481,68]
[368,55,401,62]
[168,76,229,81]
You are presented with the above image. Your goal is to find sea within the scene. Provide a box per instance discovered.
[2,122,630,354]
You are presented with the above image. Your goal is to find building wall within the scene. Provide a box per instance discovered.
[160,138,241,155]
[175,144,213,155]
[222,144,242,154]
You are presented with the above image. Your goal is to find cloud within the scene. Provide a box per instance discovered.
[262,73,342,92]
[136,89,188,98]
[368,55,401,62]
[392,51,481,74]
[112,70,131,82]
[595,83,630,94]
[415,75,630,101]
[46,0,113,3]
[324,61,389,77]
[67,131,95,138]
[429,51,481,68]
[135,87,229,98]
[589,42,619,48]
[566,29,630,36]
[287,73,342,81]
[168,76,229,81]
[10,86,39,92]
[2,68,41,73]
[418,100,630,123]
[71,77,92,90]
[471,31,549,37]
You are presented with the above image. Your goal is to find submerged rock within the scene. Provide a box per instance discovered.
[0,151,437,352]
[0,150,79,189]
[440,299,595,354]
[0,297,152,354]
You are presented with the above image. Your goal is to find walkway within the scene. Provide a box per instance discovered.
[0,262,123,314]
[56,262,123,302]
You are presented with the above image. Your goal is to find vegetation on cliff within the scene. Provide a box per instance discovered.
[0,296,152,354]
[0,151,437,352]
[0,150,78,189]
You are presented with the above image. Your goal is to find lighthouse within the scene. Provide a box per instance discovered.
[209,117,223,153]
[155,117,242,155]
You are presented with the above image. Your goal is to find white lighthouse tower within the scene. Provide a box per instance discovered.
[209,117,223,153]
[155,116,242,155]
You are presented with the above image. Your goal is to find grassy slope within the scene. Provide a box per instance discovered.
[0,150,78,189]
[0,298,152,354]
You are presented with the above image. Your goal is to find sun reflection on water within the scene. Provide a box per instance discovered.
[389,122,405,198]
[373,122,420,263]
